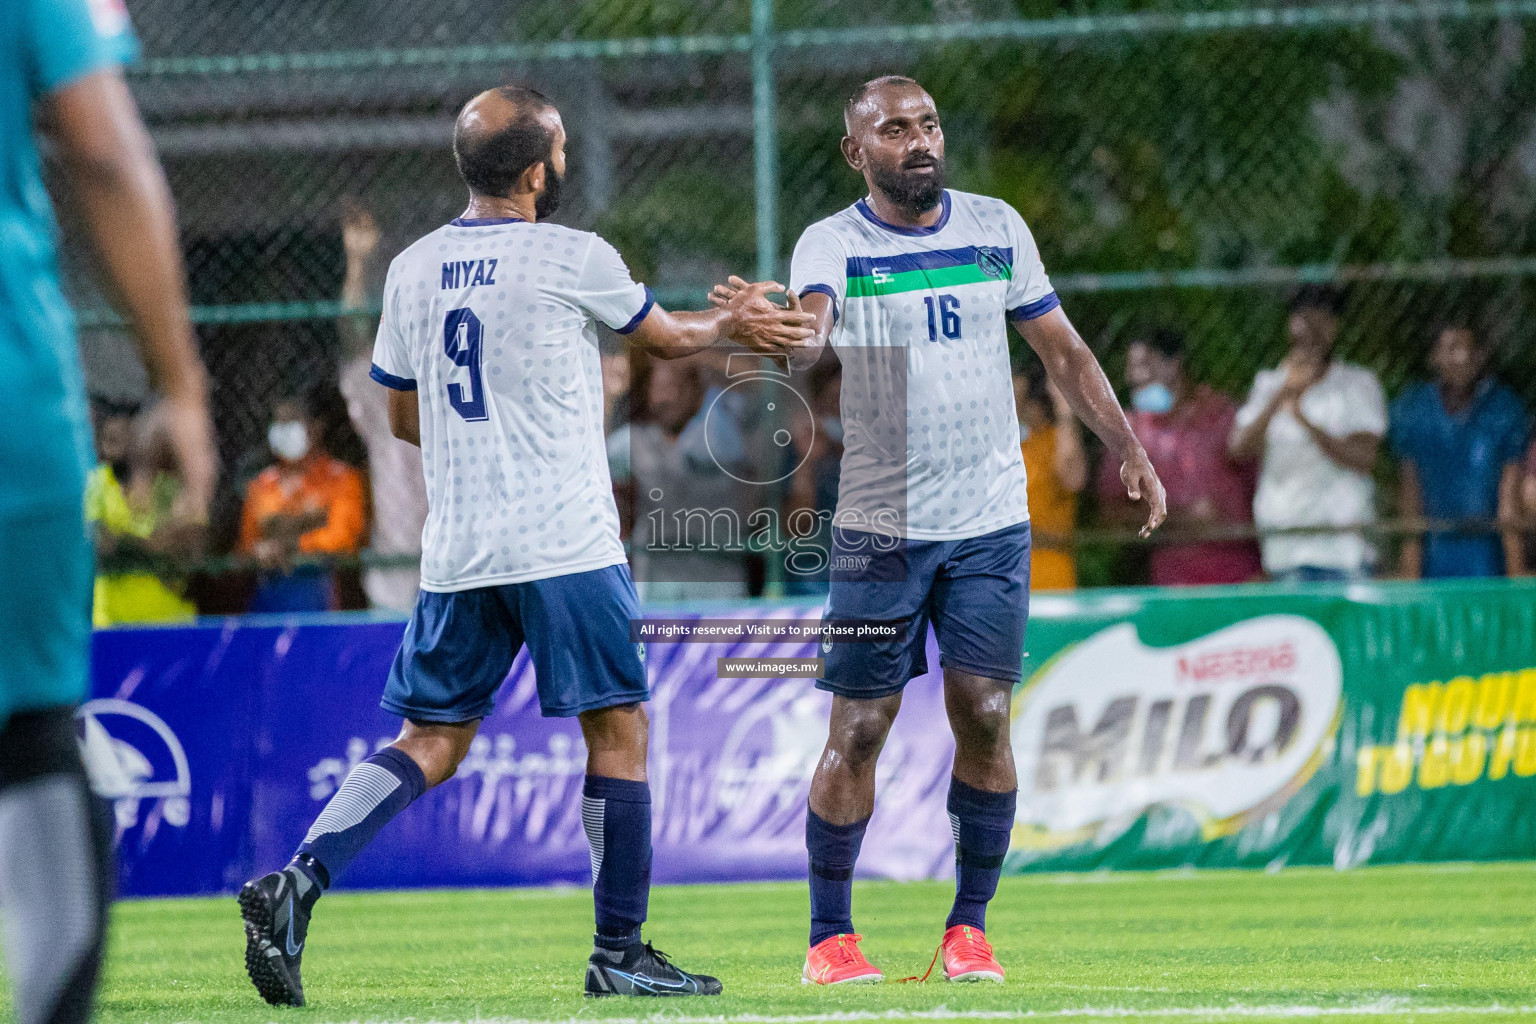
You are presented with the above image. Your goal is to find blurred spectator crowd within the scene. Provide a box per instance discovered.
[87,210,1536,625]
[1024,286,1534,591]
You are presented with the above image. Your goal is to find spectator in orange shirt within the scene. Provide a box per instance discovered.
[238,394,367,611]
[1014,364,1087,590]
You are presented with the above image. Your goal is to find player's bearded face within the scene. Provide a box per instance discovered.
[535,161,563,219]
[868,149,945,214]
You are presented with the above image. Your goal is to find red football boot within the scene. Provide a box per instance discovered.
[802,933,883,985]
[940,924,1004,983]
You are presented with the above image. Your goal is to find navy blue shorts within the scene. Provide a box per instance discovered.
[382,563,648,722]
[819,522,1031,700]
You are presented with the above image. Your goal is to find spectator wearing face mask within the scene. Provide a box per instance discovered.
[1390,323,1530,579]
[1229,287,1385,583]
[1013,364,1086,590]
[238,394,367,611]
[1098,330,1262,585]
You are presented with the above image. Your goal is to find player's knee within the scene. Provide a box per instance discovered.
[394,724,475,788]
[578,703,649,781]
[830,706,897,767]
[951,702,1012,759]
[579,702,647,752]
[396,744,456,788]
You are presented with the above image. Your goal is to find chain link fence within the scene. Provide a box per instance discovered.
[65,0,1536,598]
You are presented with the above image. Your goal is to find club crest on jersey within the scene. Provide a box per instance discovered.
[974,247,1010,280]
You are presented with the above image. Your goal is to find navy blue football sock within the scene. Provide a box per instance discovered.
[292,745,427,890]
[945,776,1016,932]
[582,775,652,950]
[806,807,869,947]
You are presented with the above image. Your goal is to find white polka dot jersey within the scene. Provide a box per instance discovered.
[787,189,1059,540]
[369,216,651,591]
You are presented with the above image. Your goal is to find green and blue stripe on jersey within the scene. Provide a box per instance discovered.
[845,245,1015,297]
[803,243,1059,322]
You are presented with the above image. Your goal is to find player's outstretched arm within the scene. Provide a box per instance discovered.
[1018,307,1167,537]
[44,68,216,522]
[630,279,815,361]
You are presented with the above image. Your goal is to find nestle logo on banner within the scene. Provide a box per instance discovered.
[1010,615,1343,850]
[1176,643,1297,684]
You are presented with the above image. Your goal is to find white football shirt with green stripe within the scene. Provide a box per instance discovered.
[788,189,1060,541]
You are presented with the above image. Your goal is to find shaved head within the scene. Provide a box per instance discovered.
[453,86,559,201]
[844,75,925,132]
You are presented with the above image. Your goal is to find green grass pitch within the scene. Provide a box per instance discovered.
[85,862,1534,1023]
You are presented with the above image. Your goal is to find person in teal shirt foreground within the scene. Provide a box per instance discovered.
[1,2,215,1022]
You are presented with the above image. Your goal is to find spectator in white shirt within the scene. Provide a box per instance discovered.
[1228,287,1386,582]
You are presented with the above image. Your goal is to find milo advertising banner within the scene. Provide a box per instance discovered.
[88,579,1536,896]
[1007,580,1536,871]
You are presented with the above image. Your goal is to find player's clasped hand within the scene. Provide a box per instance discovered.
[710,275,817,355]
[1121,448,1168,539]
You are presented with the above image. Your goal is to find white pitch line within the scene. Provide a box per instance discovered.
[295,1001,1536,1024]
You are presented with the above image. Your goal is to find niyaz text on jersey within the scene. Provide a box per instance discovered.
[441,259,499,289]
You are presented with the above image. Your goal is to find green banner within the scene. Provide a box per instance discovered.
[1006,579,1536,871]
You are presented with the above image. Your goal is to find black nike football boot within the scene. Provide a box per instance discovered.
[238,866,317,1006]
[585,940,723,997]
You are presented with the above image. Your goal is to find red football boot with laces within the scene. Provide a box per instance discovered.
[940,924,1004,983]
[802,933,883,985]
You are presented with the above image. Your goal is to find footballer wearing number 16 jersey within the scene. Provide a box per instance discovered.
[238,85,814,1007]
[713,76,1168,986]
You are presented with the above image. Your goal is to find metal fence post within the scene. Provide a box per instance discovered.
[752,0,789,596]
[752,0,778,284]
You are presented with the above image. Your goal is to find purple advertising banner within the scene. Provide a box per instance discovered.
[88,608,958,897]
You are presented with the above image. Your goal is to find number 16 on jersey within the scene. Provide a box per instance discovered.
[924,294,962,341]
[444,306,488,422]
